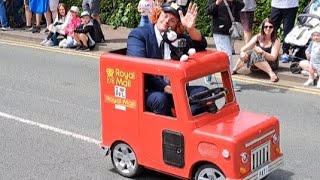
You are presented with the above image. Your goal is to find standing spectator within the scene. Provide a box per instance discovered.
[24,0,42,33]
[12,0,25,28]
[82,0,100,24]
[303,28,320,88]
[137,0,154,27]
[270,0,299,63]
[206,0,244,91]
[232,18,280,82]
[0,0,10,30]
[44,0,59,32]
[240,0,256,44]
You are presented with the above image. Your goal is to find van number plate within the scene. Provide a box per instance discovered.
[257,165,269,179]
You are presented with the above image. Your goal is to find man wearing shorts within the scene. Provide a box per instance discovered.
[82,0,100,24]
[240,0,256,44]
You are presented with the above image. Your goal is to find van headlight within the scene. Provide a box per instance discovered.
[240,152,249,163]
[272,134,279,144]
[222,149,230,158]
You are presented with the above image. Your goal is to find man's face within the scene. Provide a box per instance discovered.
[156,11,179,32]
[81,16,91,24]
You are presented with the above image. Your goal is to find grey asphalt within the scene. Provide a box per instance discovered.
[0,43,320,180]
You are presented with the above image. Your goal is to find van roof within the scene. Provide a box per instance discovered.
[101,50,230,79]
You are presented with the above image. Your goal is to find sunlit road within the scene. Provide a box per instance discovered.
[0,42,319,180]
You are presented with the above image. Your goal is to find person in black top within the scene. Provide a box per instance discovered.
[232,18,281,82]
[74,11,96,51]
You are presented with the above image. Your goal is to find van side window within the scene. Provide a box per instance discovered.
[187,72,230,116]
[143,73,176,117]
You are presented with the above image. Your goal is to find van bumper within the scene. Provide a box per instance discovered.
[243,156,284,180]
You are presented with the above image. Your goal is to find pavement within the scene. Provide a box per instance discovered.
[0,25,311,85]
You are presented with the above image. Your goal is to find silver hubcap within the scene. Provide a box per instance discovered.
[198,167,226,180]
[112,143,137,174]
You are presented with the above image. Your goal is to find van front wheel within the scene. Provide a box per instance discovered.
[111,142,142,178]
[195,164,226,180]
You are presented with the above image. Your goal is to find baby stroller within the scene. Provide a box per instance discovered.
[285,0,320,74]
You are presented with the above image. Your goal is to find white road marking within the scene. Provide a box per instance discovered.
[0,111,101,145]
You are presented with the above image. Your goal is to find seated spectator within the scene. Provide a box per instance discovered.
[127,2,208,116]
[73,11,96,51]
[58,6,81,48]
[233,18,281,82]
[40,3,69,46]
[299,60,310,75]
[303,28,320,88]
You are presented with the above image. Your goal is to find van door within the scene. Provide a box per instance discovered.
[140,74,184,168]
[140,113,185,168]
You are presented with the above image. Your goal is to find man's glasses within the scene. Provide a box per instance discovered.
[264,25,273,29]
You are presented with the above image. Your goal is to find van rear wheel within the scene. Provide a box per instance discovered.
[195,164,226,180]
[111,142,142,178]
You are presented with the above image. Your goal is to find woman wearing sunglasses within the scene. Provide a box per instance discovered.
[232,18,280,82]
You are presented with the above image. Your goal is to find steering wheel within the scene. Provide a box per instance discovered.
[189,87,228,105]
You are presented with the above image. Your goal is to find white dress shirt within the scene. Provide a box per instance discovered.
[154,25,171,60]
[271,0,299,9]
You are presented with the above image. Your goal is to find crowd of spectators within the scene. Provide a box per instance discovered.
[0,0,319,87]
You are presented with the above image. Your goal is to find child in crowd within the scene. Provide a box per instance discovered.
[137,0,154,27]
[73,11,96,51]
[58,6,81,48]
[40,3,68,46]
[304,28,320,88]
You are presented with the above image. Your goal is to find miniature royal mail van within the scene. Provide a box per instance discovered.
[99,49,283,180]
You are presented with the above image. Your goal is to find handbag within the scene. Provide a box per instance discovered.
[224,0,244,40]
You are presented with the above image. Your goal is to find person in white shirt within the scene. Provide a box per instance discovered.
[270,0,299,63]
[137,0,155,27]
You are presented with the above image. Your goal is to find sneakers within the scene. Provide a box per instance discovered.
[44,39,54,46]
[281,54,289,63]
[317,79,320,88]
[304,79,314,86]
[32,26,41,33]
[24,26,33,31]
[1,26,11,31]
[81,46,90,52]
[74,45,83,51]
[40,39,48,45]
[43,28,49,34]
[233,82,242,92]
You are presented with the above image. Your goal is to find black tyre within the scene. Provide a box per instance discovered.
[194,164,226,180]
[111,142,142,178]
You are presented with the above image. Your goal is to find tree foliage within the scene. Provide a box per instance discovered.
[61,0,310,35]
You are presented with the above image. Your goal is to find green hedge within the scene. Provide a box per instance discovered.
[61,0,310,36]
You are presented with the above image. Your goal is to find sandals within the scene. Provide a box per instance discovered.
[270,74,279,82]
